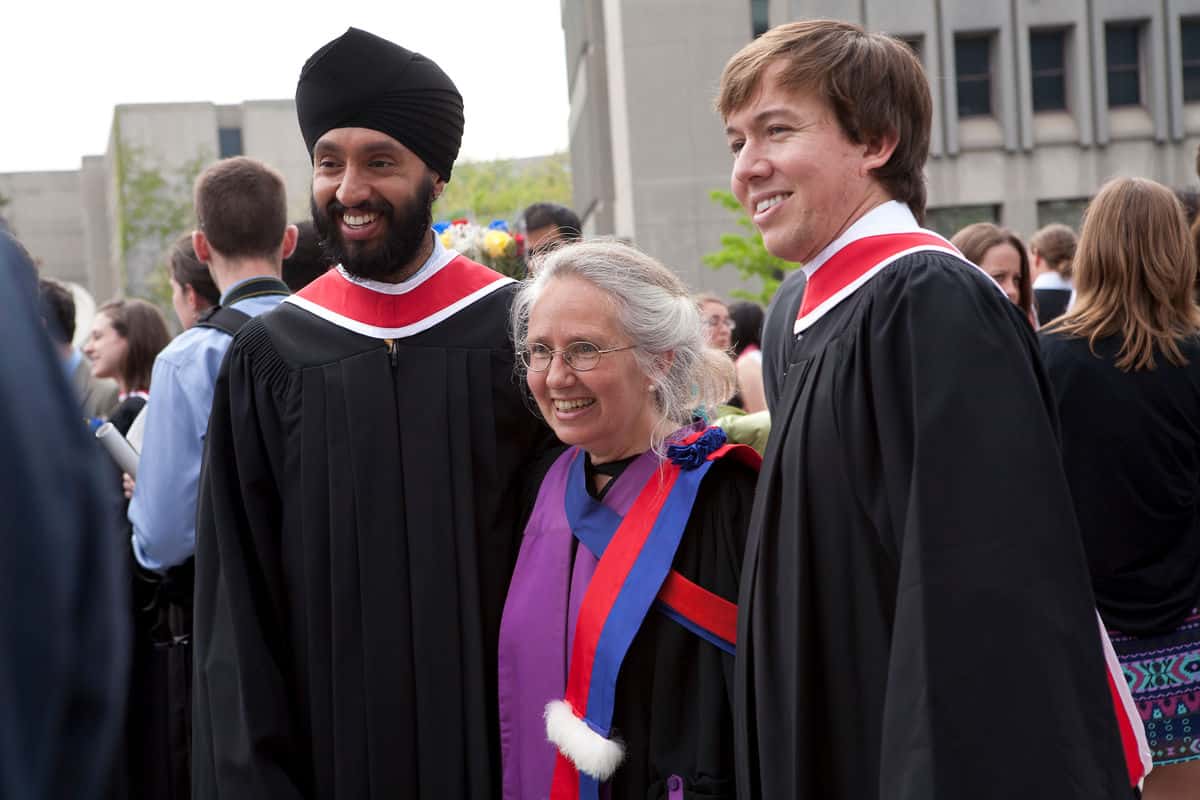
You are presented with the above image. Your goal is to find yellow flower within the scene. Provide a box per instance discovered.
[483,229,514,259]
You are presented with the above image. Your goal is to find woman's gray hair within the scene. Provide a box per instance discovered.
[511,239,736,454]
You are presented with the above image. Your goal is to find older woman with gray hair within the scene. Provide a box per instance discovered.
[497,240,760,800]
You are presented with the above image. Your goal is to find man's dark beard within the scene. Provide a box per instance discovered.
[311,175,436,282]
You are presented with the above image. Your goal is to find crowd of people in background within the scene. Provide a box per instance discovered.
[6,17,1200,800]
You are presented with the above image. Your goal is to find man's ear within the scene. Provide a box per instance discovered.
[862,129,900,174]
[192,230,212,264]
[432,176,447,202]
[280,224,299,260]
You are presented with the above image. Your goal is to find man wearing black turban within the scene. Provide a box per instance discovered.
[192,28,555,799]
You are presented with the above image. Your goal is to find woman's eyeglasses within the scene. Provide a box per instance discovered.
[702,317,736,330]
[520,341,635,372]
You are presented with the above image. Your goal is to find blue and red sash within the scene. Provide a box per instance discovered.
[547,427,759,800]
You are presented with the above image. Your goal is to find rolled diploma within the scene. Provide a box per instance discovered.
[95,422,139,478]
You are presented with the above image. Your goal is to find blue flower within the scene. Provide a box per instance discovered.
[667,426,727,470]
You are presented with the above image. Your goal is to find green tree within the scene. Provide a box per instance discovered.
[433,152,572,224]
[113,118,208,312]
[703,190,798,306]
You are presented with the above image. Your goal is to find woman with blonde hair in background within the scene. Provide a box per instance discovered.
[1030,223,1078,326]
[1041,177,1200,799]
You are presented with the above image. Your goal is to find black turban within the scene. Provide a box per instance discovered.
[296,28,464,181]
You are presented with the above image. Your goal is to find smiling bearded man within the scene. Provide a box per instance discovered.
[191,28,556,799]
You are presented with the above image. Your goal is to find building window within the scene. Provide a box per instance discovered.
[218,127,244,159]
[1183,19,1200,102]
[1037,198,1088,230]
[925,204,1000,238]
[1030,30,1067,112]
[751,0,768,38]
[897,34,923,61]
[1106,23,1141,107]
[956,35,993,118]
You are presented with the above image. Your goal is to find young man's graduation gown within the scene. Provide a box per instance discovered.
[192,242,555,799]
[736,202,1134,798]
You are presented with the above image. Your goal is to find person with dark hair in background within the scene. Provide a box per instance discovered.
[132,157,295,574]
[128,157,295,800]
[1042,177,1200,799]
[0,232,129,800]
[192,29,554,798]
[521,201,582,260]
[728,300,765,413]
[79,296,169,797]
[952,222,1037,327]
[82,298,171,435]
[39,277,120,418]
[1030,223,1078,326]
[720,20,1140,798]
[281,219,331,291]
[166,233,219,330]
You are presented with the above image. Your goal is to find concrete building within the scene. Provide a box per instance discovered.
[565,0,1200,294]
[563,0,755,296]
[0,100,310,304]
[0,170,89,286]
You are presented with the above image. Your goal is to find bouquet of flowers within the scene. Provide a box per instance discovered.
[435,219,526,279]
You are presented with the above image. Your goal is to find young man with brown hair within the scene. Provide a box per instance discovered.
[721,20,1141,799]
[130,156,296,574]
[124,156,295,798]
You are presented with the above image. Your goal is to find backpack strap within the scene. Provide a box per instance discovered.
[194,306,252,337]
[194,275,290,336]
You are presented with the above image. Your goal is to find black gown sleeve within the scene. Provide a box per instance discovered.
[192,324,306,799]
[612,456,757,799]
[854,259,1129,796]
[760,268,806,416]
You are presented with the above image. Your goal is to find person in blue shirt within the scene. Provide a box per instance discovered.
[124,156,294,799]
[130,156,295,572]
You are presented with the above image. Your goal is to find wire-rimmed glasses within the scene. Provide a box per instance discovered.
[520,341,635,372]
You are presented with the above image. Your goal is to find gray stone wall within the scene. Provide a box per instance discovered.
[567,0,757,295]
[0,170,87,286]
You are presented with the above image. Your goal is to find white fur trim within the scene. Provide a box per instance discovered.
[544,700,625,780]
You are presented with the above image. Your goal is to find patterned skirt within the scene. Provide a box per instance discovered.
[1110,610,1200,766]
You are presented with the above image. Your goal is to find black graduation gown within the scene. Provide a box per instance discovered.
[760,268,806,415]
[589,456,756,799]
[192,284,555,799]
[736,251,1131,798]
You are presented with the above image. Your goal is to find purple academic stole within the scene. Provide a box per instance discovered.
[497,427,757,800]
